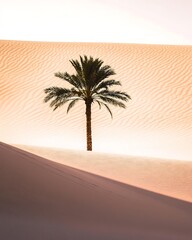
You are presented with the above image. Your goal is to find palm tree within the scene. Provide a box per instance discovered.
[44,55,131,151]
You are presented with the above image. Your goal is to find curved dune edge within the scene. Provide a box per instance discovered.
[14,144,192,203]
[1,142,192,240]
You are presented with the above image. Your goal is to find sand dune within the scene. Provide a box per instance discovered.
[1,142,192,239]
[14,144,192,203]
[0,40,192,159]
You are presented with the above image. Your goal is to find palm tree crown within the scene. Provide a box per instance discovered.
[44,55,131,151]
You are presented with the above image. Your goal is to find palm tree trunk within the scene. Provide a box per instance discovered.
[86,101,92,151]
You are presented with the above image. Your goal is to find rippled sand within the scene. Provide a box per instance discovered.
[0,40,192,159]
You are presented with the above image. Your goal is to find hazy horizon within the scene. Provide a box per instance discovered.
[1,0,192,45]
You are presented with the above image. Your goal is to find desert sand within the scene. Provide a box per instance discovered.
[0,40,192,239]
[14,144,192,203]
[1,142,192,240]
[0,40,192,159]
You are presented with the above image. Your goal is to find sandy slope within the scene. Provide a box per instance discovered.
[0,142,192,240]
[0,40,192,159]
[14,144,192,203]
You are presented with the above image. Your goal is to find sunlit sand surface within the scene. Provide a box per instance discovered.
[1,142,192,239]
[0,40,192,159]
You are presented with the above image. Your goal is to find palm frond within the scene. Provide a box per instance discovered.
[93,79,121,93]
[98,96,126,108]
[76,56,105,90]
[69,59,83,77]
[54,72,72,83]
[52,98,70,111]
[95,65,116,84]
[54,72,85,90]
[44,87,72,102]
[98,90,131,101]
[67,99,79,113]
[44,86,81,111]
[95,100,113,118]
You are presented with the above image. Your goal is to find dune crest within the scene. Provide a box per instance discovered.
[14,144,192,203]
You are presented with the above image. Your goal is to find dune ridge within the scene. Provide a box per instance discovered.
[1,142,192,240]
[14,144,192,203]
[0,40,192,159]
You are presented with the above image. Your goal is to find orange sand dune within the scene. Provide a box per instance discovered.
[0,40,192,159]
[1,142,192,240]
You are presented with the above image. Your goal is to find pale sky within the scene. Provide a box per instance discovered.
[0,0,192,45]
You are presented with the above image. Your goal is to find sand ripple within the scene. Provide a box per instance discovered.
[0,40,191,159]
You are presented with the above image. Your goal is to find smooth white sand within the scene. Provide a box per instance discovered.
[1,142,192,240]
